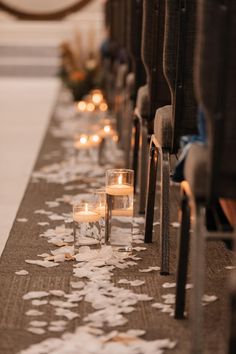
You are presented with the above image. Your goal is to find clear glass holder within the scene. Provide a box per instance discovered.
[93,188,106,245]
[105,169,134,252]
[73,202,101,253]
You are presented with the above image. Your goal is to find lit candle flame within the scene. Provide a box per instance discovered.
[85,203,88,213]
[77,101,86,111]
[99,102,108,112]
[87,102,95,112]
[104,125,111,133]
[91,134,100,143]
[92,93,103,105]
[80,135,88,144]
[118,174,122,185]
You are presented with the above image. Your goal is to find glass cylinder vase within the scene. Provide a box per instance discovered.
[105,169,134,251]
[93,188,106,244]
[73,202,101,253]
[74,133,101,163]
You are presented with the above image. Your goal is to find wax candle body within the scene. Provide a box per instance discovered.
[74,211,100,223]
[112,208,133,217]
[106,184,134,196]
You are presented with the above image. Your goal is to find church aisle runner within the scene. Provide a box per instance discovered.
[0,88,233,354]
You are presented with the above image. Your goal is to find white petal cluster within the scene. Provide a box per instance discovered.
[20,326,176,354]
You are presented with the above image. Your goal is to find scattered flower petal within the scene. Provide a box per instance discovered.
[25,310,43,316]
[27,327,45,335]
[225,266,236,270]
[25,260,59,268]
[49,290,65,297]
[162,282,176,289]
[133,247,146,252]
[29,321,47,327]
[23,291,49,300]
[171,222,180,228]
[55,308,79,320]
[15,270,29,276]
[139,266,160,273]
[202,294,218,303]
[32,300,48,306]
[17,218,28,223]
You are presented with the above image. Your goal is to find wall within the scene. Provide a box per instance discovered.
[0,0,106,55]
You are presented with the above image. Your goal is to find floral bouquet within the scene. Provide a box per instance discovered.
[59,43,102,101]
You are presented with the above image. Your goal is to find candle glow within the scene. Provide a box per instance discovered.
[77,101,86,111]
[74,134,90,149]
[106,170,134,196]
[87,102,95,112]
[99,102,108,112]
[91,134,100,143]
[73,203,100,223]
[80,135,88,144]
[104,125,111,133]
[74,133,101,149]
[92,93,103,105]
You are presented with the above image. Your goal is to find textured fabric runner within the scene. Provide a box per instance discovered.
[0,88,233,354]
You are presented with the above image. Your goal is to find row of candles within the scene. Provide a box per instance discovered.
[73,169,134,252]
[76,89,108,113]
[73,89,117,152]
[73,122,117,150]
[72,89,134,251]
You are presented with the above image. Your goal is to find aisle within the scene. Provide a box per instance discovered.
[0,87,233,354]
[0,78,60,255]
[0,87,177,354]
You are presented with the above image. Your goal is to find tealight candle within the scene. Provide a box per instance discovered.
[74,203,100,223]
[104,125,111,134]
[106,174,134,195]
[74,133,102,149]
[86,102,95,112]
[105,169,134,251]
[90,134,101,146]
[74,135,91,149]
[77,101,86,112]
[99,102,108,112]
[92,92,103,105]
[80,135,88,144]
[73,202,102,252]
[99,124,114,139]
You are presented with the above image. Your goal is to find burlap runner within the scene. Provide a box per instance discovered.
[0,89,233,354]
